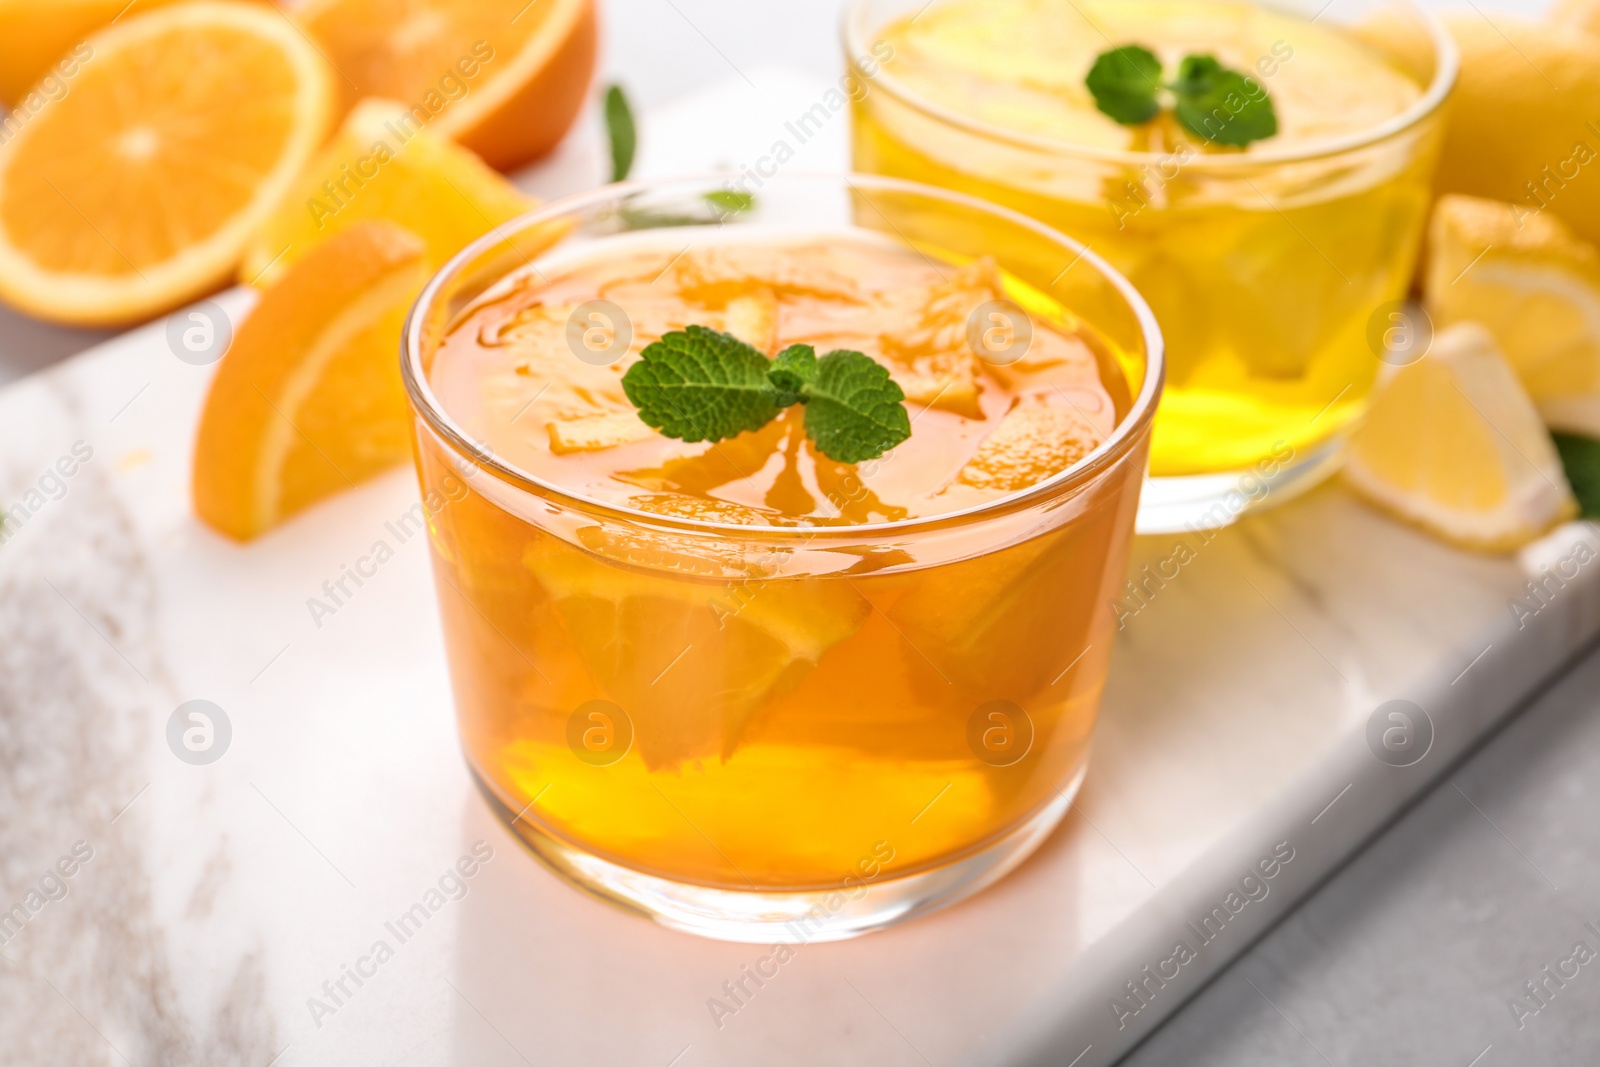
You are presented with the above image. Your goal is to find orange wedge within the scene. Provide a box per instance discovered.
[238,97,534,288]
[297,0,596,172]
[523,529,870,770]
[193,220,428,541]
[0,1,333,326]
[0,0,200,107]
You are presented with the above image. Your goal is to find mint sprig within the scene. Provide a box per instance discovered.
[770,343,912,464]
[1085,46,1277,147]
[621,328,910,463]
[620,326,780,442]
[1084,46,1163,125]
[603,84,636,182]
[1554,433,1600,518]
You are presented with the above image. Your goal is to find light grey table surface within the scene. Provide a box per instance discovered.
[1123,638,1600,1067]
[4,2,1594,1065]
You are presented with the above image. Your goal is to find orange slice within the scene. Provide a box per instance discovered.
[0,1,333,326]
[880,525,1103,696]
[872,257,1000,416]
[238,97,534,288]
[524,527,870,771]
[296,0,596,172]
[955,390,1103,492]
[0,0,195,107]
[193,220,428,541]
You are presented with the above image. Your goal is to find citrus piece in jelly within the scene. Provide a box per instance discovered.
[524,529,870,768]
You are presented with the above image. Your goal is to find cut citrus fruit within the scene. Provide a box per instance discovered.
[0,0,205,107]
[883,531,1086,692]
[547,412,652,454]
[873,257,1000,416]
[498,734,992,882]
[1421,12,1600,247]
[524,529,869,770]
[955,390,1103,492]
[0,0,197,107]
[723,288,779,355]
[1425,194,1600,437]
[296,0,596,172]
[1552,0,1600,39]
[672,244,862,301]
[1344,323,1577,551]
[239,97,535,288]
[0,0,333,325]
[193,220,428,541]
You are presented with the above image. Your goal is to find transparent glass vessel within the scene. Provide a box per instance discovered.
[846,0,1457,530]
[402,175,1163,941]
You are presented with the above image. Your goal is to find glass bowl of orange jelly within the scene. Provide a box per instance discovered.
[402,174,1163,941]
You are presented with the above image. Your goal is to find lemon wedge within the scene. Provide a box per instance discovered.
[1344,322,1577,551]
[1425,194,1600,437]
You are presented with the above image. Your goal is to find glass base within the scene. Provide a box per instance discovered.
[472,763,1086,943]
[1135,434,1346,534]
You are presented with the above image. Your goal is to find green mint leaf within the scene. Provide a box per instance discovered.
[705,189,755,215]
[1170,53,1224,94]
[1555,433,1600,519]
[619,206,717,229]
[1085,45,1163,126]
[800,350,911,464]
[621,326,781,443]
[1171,53,1277,147]
[621,330,911,463]
[616,192,746,231]
[766,344,817,406]
[604,84,636,182]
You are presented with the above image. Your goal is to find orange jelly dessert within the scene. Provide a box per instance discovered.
[405,178,1158,939]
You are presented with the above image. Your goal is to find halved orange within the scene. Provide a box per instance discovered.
[0,1,334,326]
[0,0,201,107]
[296,0,597,172]
[193,220,428,541]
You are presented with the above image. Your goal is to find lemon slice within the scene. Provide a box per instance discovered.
[1425,194,1600,437]
[1344,322,1577,550]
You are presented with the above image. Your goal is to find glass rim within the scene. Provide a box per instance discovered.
[401,171,1165,542]
[842,0,1460,170]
